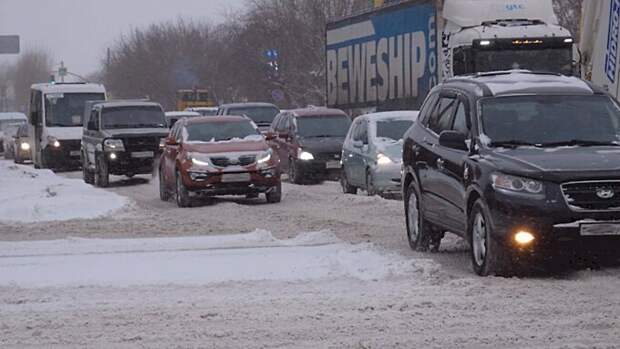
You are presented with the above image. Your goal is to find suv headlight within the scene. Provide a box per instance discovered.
[159,138,166,149]
[104,139,125,152]
[257,149,272,165]
[298,149,314,161]
[492,173,543,195]
[189,152,211,167]
[377,153,394,166]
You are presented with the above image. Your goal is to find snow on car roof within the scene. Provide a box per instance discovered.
[290,107,348,118]
[185,115,249,124]
[0,112,27,121]
[31,83,106,94]
[221,102,278,109]
[97,101,162,109]
[362,111,419,121]
[166,111,201,117]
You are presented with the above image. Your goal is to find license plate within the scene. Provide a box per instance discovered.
[221,173,251,183]
[580,223,620,236]
[131,151,154,158]
[326,161,341,169]
[69,150,81,157]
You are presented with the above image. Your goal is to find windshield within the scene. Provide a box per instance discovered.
[0,119,25,132]
[184,121,260,142]
[45,93,105,127]
[197,109,217,116]
[481,95,620,147]
[475,48,572,75]
[228,107,279,124]
[102,106,166,129]
[375,120,414,141]
[296,115,351,138]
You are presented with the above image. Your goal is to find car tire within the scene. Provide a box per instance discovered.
[340,169,357,194]
[82,156,95,185]
[288,158,302,185]
[266,182,282,203]
[405,180,432,251]
[159,167,170,201]
[176,170,191,208]
[94,156,109,188]
[366,170,377,196]
[469,199,512,276]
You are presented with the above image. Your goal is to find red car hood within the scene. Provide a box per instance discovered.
[183,140,268,154]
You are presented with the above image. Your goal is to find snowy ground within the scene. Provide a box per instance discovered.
[1,160,620,348]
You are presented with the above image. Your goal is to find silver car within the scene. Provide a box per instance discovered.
[341,111,418,197]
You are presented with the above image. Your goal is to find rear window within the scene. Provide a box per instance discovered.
[184,121,261,142]
[102,106,166,129]
[296,115,351,138]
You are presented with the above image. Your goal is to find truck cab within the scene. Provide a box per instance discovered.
[442,0,573,78]
[28,83,106,170]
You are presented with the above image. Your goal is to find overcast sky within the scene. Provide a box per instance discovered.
[0,0,246,76]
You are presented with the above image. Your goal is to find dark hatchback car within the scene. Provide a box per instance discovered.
[82,101,169,187]
[402,71,620,276]
[217,103,280,132]
[267,107,351,184]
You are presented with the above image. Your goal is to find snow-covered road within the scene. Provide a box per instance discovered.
[1,162,620,348]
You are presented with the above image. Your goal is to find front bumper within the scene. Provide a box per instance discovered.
[105,151,160,175]
[183,167,281,196]
[486,188,620,252]
[296,160,341,180]
[43,142,81,168]
[370,163,402,193]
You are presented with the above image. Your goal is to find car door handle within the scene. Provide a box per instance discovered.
[436,158,445,170]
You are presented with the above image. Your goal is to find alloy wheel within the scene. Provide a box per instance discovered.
[472,213,487,267]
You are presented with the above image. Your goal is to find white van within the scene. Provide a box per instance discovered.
[28,83,106,169]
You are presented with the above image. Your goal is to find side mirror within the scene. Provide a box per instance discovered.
[439,131,468,151]
[278,132,289,139]
[87,120,97,131]
[264,132,277,141]
[165,137,179,146]
[29,111,38,125]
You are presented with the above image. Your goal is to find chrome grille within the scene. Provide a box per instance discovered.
[210,155,256,167]
[561,181,620,211]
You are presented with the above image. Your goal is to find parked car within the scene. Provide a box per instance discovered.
[341,111,418,197]
[267,107,351,184]
[165,111,201,128]
[0,112,27,155]
[159,115,282,207]
[185,107,218,116]
[218,103,280,132]
[81,101,169,187]
[402,70,620,276]
[13,124,32,164]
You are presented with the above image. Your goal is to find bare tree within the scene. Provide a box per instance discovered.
[553,0,582,38]
[11,49,53,112]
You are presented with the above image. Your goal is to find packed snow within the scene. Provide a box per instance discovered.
[0,161,128,223]
[0,230,431,288]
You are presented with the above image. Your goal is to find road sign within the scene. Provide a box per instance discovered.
[271,89,285,102]
[0,35,19,54]
[264,49,279,61]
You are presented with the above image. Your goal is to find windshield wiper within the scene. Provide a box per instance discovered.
[538,140,620,147]
[489,140,538,148]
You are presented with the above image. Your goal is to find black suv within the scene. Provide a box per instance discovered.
[81,101,169,187]
[217,102,280,132]
[402,71,620,276]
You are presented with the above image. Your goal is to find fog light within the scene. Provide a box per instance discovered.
[109,153,117,160]
[514,231,535,245]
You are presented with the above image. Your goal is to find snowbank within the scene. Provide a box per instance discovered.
[0,230,434,288]
[0,161,128,223]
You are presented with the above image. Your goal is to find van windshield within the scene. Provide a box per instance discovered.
[228,107,279,125]
[102,106,166,129]
[474,48,573,75]
[45,93,105,127]
[481,95,620,147]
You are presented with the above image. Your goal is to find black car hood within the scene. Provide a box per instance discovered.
[298,137,345,153]
[102,128,169,138]
[482,146,620,181]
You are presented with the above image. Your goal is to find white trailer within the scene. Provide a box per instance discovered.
[580,0,620,99]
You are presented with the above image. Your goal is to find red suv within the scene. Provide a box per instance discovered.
[159,116,281,207]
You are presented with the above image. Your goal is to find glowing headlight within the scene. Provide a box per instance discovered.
[189,153,211,167]
[492,173,543,195]
[104,139,125,152]
[20,142,30,151]
[257,149,272,164]
[377,153,393,166]
[48,137,61,148]
[514,231,535,245]
[159,138,166,149]
[298,149,314,161]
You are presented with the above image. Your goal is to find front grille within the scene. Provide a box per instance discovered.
[315,152,341,162]
[60,140,81,157]
[124,137,159,152]
[210,155,256,167]
[561,181,620,211]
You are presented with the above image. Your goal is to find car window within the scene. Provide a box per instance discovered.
[428,97,457,134]
[271,114,282,131]
[452,101,469,135]
[419,93,439,126]
[354,120,368,144]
